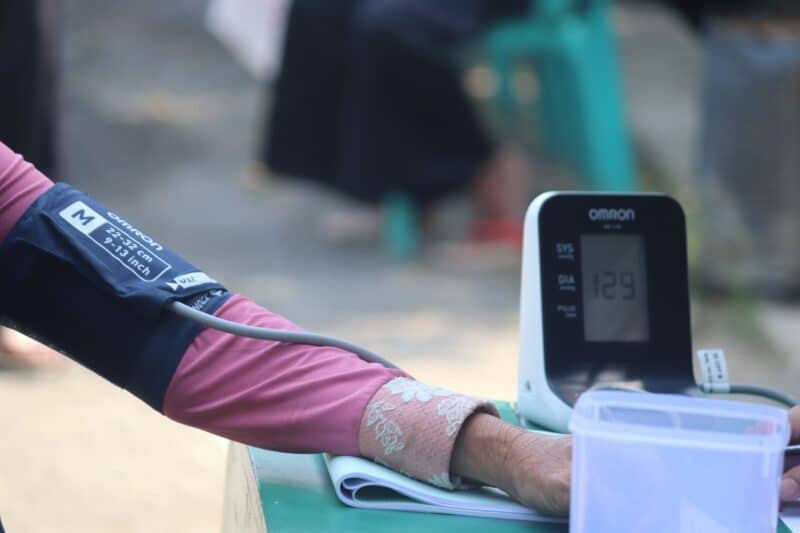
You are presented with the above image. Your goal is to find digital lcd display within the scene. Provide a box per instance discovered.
[580,234,649,342]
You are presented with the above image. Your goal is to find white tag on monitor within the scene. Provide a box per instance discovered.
[697,349,730,393]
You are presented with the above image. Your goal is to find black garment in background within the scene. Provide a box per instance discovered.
[0,5,57,530]
[263,0,528,206]
[0,0,58,176]
[659,0,800,29]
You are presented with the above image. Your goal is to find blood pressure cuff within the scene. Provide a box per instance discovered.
[0,183,232,410]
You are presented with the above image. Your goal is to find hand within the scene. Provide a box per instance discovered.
[782,406,800,501]
[505,430,572,516]
[451,413,571,516]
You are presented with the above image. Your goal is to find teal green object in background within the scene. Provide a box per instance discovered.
[382,193,419,261]
[382,0,638,259]
[485,0,637,192]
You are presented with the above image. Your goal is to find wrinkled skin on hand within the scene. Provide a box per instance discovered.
[451,413,571,517]
[505,432,572,516]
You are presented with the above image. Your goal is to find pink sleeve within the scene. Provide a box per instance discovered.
[0,142,53,244]
[163,295,408,455]
[162,298,499,487]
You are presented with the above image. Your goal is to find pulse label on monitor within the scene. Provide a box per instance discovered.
[556,304,577,319]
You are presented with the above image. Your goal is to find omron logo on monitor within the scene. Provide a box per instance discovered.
[588,207,636,222]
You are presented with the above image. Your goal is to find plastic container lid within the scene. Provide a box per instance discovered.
[569,390,789,453]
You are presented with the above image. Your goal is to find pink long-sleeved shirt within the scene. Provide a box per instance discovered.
[0,142,496,487]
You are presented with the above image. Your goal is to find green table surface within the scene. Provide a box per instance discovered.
[221,402,792,533]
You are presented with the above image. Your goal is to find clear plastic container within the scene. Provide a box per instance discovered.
[568,391,789,533]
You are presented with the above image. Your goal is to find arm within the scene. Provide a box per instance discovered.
[0,143,53,241]
[0,140,405,456]
[0,142,571,514]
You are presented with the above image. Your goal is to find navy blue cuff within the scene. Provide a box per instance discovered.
[0,183,232,411]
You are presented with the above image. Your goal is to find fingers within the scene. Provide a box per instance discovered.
[782,465,800,501]
[789,406,800,444]
[780,408,800,501]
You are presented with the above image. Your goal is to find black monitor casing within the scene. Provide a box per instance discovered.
[517,192,696,431]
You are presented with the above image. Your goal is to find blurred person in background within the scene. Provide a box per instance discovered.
[660,0,800,298]
[262,0,533,245]
[0,0,63,367]
[661,0,800,30]
[0,0,57,176]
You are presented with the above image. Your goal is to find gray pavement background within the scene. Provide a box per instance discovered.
[1,2,798,532]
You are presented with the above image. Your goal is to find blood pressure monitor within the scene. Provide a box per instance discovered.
[517,192,697,432]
